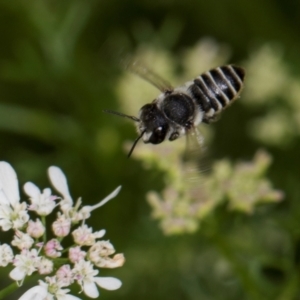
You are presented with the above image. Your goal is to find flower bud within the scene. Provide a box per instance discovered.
[52,214,71,237]
[26,219,45,238]
[44,239,62,258]
[68,246,86,263]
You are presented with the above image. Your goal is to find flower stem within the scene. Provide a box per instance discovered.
[42,215,47,243]
[210,234,264,300]
[0,281,18,299]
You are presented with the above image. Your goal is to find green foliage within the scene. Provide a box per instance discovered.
[0,0,300,299]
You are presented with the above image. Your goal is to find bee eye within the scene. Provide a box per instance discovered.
[155,127,162,134]
[148,125,168,144]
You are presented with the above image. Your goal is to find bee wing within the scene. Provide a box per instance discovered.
[124,59,174,93]
[183,128,207,164]
[181,128,211,190]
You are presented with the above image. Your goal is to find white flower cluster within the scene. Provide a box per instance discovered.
[0,161,125,300]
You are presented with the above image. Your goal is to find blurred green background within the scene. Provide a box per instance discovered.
[1,0,300,299]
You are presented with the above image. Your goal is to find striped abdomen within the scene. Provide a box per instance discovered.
[189,65,245,123]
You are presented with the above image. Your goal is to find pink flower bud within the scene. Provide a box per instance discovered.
[72,224,96,246]
[26,219,45,238]
[44,239,62,258]
[52,214,71,237]
[91,253,125,268]
[56,264,74,286]
[68,246,86,263]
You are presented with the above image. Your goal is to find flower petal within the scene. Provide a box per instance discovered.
[9,267,26,281]
[0,161,20,206]
[96,186,122,208]
[83,281,99,298]
[57,294,82,300]
[94,277,122,290]
[48,167,72,202]
[23,182,41,199]
[84,186,122,213]
[18,285,48,300]
[0,183,10,206]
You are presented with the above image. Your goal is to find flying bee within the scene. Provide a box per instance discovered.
[104,62,245,157]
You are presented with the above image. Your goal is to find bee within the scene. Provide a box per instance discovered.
[104,62,245,157]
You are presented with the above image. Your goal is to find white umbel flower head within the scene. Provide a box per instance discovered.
[0,162,124,299]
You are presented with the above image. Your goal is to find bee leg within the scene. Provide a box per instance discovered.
[184,121,194,130]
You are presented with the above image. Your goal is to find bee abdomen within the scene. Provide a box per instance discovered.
[189,65,245,119]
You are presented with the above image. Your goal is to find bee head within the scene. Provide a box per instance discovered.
[103,105,169,157]
[138,103,169,144]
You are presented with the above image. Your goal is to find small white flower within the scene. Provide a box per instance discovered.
[10,248,40,282]
[73,260,122,298]
[46,277,82,300]
[0,243,14,266]
[37,257,54,275]
[72,225,105,246]
[0,202,29,231]
[26,218,45,238]
[11,230,34,250]
[24,182,57,216]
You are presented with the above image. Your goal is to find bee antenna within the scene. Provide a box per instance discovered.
[103,109,140,122]
[127,130,146,158]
